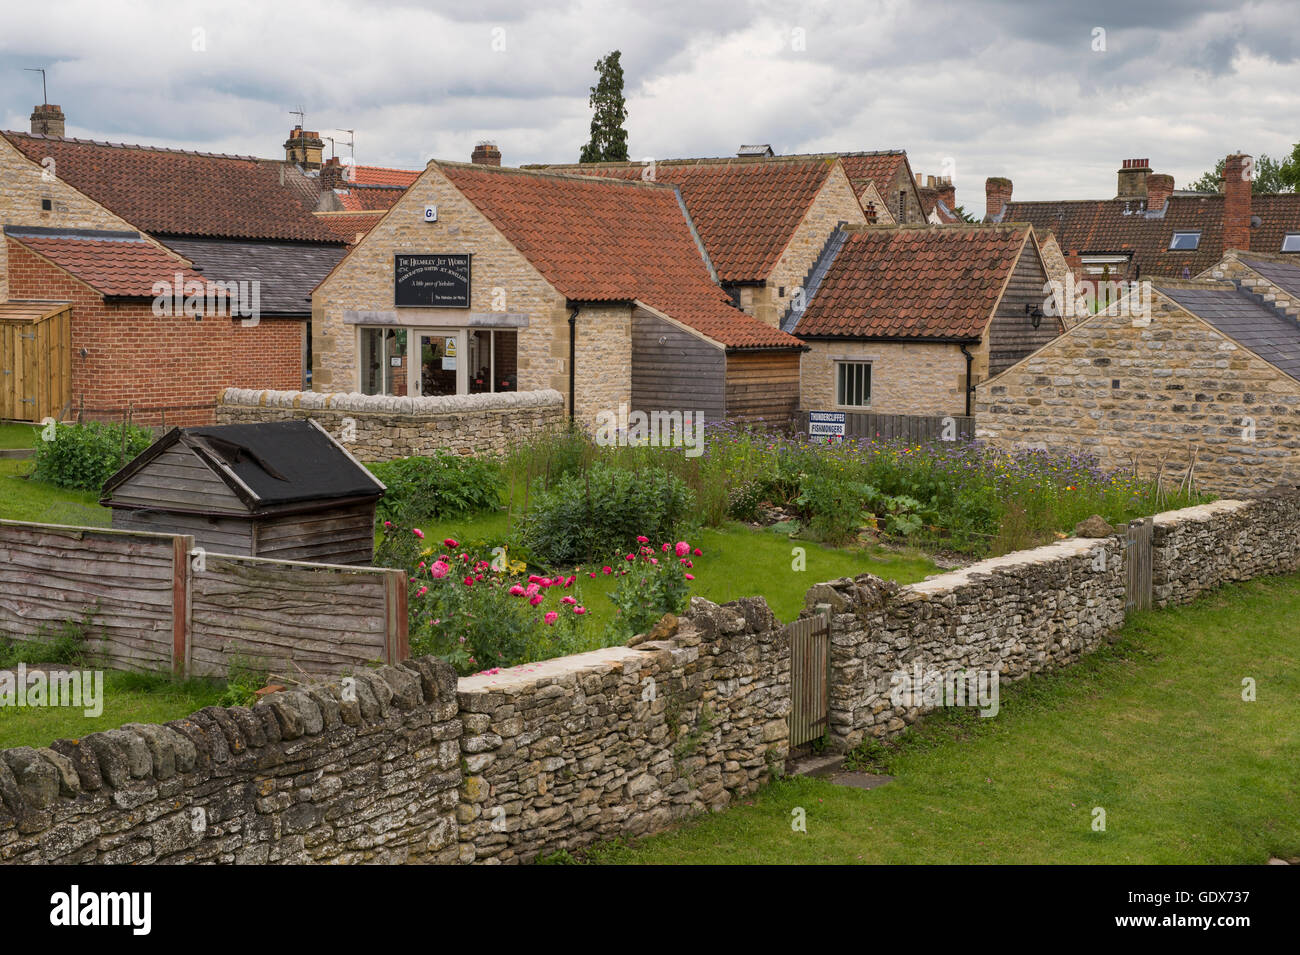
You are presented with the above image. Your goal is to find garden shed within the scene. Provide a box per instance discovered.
[101,419,385,565]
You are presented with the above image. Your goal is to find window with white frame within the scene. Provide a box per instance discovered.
[1169,232,1200,251]
[836,361,871,407]
[1282,233,1300,253]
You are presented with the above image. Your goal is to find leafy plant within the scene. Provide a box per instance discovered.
[521,462,694,566]
[219,651,270,708]
[32,421,153,491]
[369,452,504,525]
[606,539,697,642]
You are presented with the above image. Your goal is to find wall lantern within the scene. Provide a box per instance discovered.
[1025,303,1044,329]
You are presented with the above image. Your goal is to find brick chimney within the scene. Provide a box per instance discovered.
[284,126,324,170]
[1222,153,1252,252]
[319,156,348,191]
[30,104,65,137]
[985,177,1012,221]
[1117,158,1151,199]
[935,176,956,213]
[471,142,502,166]
[1145,173,1174,212]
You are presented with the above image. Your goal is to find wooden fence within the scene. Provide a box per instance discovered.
[795,411,975,444]
[0,520,407,678]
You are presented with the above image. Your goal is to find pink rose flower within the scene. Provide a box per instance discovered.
[415,586,428,597]
[530,594,544,606]
[525,583,540,597]
[463,576,474,587]
[574,606,587,615]
[685,573,695,581]
[413,528,425,539]
[544,612,558,625]
[431,560,450,578]
[508,585,525,597]
[444,538,458,547]
[602,566,612,575]
[675,541,690,557]
[562,595,576,605]
[693,548,702,556]
[636,536,649,543]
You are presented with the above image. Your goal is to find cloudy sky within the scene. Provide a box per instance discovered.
[2,0,1297,203]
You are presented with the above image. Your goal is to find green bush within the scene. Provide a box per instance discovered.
[369,452,504,525]
[521,463,694,566]
[795,471,870,544]
[32,422,153,491]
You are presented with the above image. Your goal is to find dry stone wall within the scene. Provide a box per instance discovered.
[217,387,564,461]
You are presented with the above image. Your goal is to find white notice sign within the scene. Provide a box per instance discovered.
[808,411,846,439]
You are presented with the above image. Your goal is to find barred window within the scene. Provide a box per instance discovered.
[836,361,871,407]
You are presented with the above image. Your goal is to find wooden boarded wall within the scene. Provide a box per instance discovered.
[0,304,71,423]
[724,350,801,426]
[188,553,404,678]
[0,520,406,678]
[985,239,1061,377]
[0,521,182,672]
[631,307,725,422]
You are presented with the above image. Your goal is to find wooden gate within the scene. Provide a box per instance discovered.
[0,302,71,422]
[787,603,832,746]
[1125,519,1153,611]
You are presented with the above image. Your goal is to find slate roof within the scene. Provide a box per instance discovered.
[791,225,1030,340]
[531,156,842,283]
[438,162,803,350]
[103,420,385,511]
[4,226,204,298]
[1003,194,1300,279]
[161,238,348,315]
[1,131,341,243]
[1239,255,1300,299]
[1160,284,1300,382]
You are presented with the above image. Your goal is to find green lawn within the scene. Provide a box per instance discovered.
[0,670,228,750]
[580,573,1300,865]
[0,422,40,450]
[0,458,110,526]
[406,511,938,629]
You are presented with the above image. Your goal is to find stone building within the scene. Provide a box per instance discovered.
[789,224,1062,417]
[309,160,806,427]
[976,262,1300,495]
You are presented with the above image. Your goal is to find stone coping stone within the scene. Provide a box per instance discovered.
[1150,499,1248,526]
[458,645,643,694]
[220,387,564,415]
[908,536,1103,595]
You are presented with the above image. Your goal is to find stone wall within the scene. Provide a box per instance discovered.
[455,596,790,864]
[975,287,1300,495]
[216,387,565,461]
[814,535,1128,750]
[0,661,463,864]
[6,491,1299,864]
[800,340,968,416]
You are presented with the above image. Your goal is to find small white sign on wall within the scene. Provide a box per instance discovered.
[424,205,438,222]
[808,411,846,439]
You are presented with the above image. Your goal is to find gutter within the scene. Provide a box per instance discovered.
[567,306,579,422]
[959,344,974,417]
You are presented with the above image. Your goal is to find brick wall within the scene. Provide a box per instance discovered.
[7,241,302,426]
[975,287,1300,495]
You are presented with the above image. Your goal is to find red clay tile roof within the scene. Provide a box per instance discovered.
[333,186,406,212]
[349,165,420,187]
[793,226,1029,340]
[836,151,910,199]
[6,229,206,298]
[1004,193,1300,279]
[532,157,840,283]
[438,163,802,349]
[1,132,341,244]
[315,212,387,244]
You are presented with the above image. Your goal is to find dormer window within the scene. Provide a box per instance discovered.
[1169,232,1200,251]
[1282,234,1300,253]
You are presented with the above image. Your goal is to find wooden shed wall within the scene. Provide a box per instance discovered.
[111,508,255,555]
[631,307,726,422]
[108,446,246,514]
[0,306,71,423]
[986,241,1061,377]
[724,350,801,425]
[253,502,376,565]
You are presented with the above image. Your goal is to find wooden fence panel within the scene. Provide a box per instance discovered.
[797,411,975,444]
[187,553,405,679]
[0,520,184,672]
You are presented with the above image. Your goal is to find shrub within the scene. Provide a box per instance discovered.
[32,421,153,491]
[369,452,504,525]
[521,463,694,566]
[795,471,869,544]
[606,538,697,642]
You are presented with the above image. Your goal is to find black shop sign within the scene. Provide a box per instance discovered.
[394,254,471,308]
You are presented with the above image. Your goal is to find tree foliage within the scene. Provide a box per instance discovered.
[1187,147,1298,194]
[579,50,629,163]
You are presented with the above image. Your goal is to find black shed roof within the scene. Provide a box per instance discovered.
[161,238,347,316]
[102,419,384,515]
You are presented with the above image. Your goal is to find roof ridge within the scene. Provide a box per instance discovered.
[529,154,844,171]
[3,130,265,162]
[438,159,678,189]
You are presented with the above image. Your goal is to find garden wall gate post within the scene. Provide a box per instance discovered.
[787,602,832,746]
[1124,519,1153,612]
